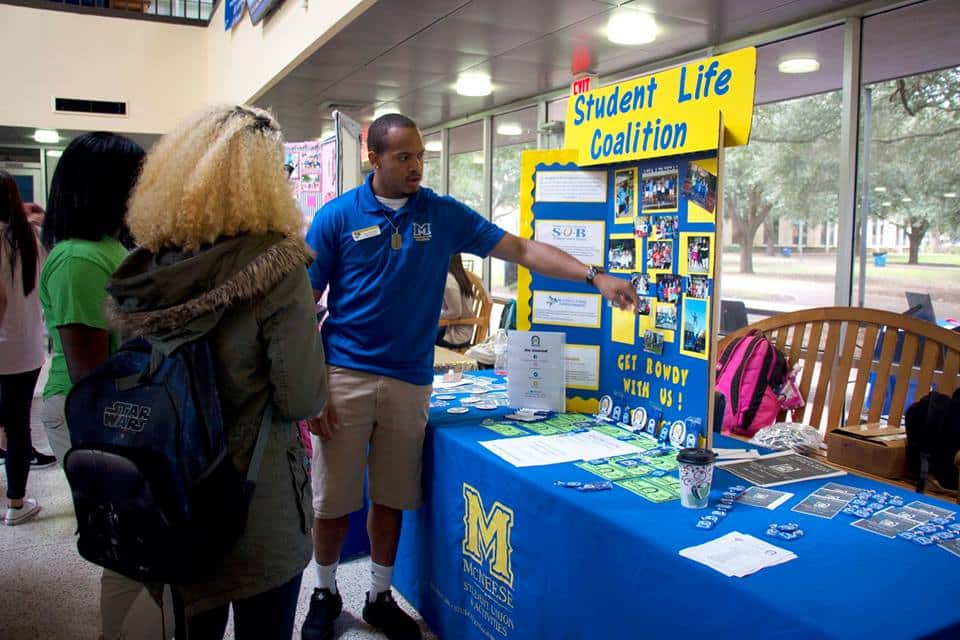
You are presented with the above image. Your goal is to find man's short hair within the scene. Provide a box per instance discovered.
[368,114,419,154]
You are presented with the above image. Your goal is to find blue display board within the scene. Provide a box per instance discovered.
[518,148,721,447]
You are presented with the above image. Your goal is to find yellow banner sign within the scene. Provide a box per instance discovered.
[565,48,757,166]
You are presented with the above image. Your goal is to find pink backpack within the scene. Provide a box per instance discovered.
[716,330,789,436]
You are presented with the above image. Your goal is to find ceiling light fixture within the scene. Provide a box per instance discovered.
[901,197,913,203]
[33,129,60,144]
[455,72,493,97]
[425,140,443,152]
[881,201,892,207]
[944,192,958,198]
[496,123,523,136]
[45,149,63,158]
[606,9,658,46]
[874,186,887,193]
[778,57,821,74]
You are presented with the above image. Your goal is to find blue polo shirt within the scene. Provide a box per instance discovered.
[306,174,505,385]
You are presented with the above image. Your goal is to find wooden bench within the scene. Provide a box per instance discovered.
[718,307,960,500]
[718,306,960,434]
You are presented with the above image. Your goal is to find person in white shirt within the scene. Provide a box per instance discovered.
[436,254,476,349]
[0,171,49,525]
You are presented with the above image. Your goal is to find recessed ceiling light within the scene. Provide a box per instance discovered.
[33,129,60,144]
[881,201,892,207]
[607,9,657,46]
[944,192,958,198]
[425,140,442,152]
[778,57,820,74]
[874,186,887,193]
[901,197,913,203]
[45,149,63,158]
[455,72,493,97]
[496,123,523,136]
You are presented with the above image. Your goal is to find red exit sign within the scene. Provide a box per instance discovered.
[571,75,595,95]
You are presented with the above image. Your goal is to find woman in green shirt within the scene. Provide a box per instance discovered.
[38,132,162,640]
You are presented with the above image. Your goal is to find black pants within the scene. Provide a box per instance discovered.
[173,572,303,640]
[436,328,470,350]
[0,368,41,501]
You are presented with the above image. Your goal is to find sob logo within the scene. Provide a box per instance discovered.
[551,224,588,240]
[462,483,515,588]
[103,401,151,433]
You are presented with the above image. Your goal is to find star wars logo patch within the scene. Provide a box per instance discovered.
[413,223,432,242]
[103,401,151,433]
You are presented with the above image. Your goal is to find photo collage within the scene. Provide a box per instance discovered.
[603,158,717,361]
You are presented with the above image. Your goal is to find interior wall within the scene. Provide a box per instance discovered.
[0,4,207,134]
[205,0,374,106]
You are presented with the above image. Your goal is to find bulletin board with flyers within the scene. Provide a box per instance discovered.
[516,48,758,449]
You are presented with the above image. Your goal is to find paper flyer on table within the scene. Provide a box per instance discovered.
[479,431,640,468]
[679,532,797,578]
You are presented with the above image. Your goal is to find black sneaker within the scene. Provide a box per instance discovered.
[301,588,342,640]
[362,591,421,640]
[29,448,57,469]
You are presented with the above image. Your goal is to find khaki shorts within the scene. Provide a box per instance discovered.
[311,366,431,518]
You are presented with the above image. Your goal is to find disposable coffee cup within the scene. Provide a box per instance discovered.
[676,448,718,509]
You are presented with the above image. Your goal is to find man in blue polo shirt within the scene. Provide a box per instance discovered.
[302,114,637,640]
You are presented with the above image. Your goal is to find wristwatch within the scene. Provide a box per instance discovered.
[585,265,602,286]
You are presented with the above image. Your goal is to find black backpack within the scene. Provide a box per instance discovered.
[905,388,960,492]
[63,337,269,584]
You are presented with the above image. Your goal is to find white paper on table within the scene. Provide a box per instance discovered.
[713,448,760,460]
[478,435,584,468]
[679,532,797,578]
[551,430,643,461]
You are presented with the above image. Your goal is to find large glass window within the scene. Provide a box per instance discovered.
[422,132,442,192]
[449,121,486,277]
[855,0,960,321]
[721,27,843,317]
[490,108,538,299]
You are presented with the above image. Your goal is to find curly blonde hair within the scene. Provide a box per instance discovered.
[126,105,302,251]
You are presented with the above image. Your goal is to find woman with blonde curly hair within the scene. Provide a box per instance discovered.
[106,105,327,639]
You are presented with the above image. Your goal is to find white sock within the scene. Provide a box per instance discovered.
[316,561,339,595]
[368,561,393,602]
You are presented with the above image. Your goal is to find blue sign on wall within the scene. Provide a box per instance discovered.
[224,0,246,29]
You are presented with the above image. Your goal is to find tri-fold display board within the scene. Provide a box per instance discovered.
[517,48,757,449]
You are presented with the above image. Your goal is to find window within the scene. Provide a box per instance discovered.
[490,108,538,299]
[721,26,843,316]
[855,0,960,320]
[448,121,485,278]
[422,132,441,192]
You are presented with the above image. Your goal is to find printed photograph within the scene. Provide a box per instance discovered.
[683,161,718,213]
[614,168,638,221]
[652,215,678,240]
[657,274,682,304]
[641,165,679,212]
[631,272,651,296]
[646,240,673,271]
[681,297,709,358]
[284,151,300,180]
[686,235,712,274]
[637,296,654,316]
[608,236,637,272]
[686,275,709,299]
[655,303,677,330]
[643,329,665,355]
[634,216,650,238]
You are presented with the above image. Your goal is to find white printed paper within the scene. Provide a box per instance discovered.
[679,532,797,578]
[507,330,566,412]
[535,170,608,203]
[535,220,605,266]
[565,345,600,391]
[532,291,602,328]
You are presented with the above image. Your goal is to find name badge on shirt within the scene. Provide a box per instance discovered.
[351,225,382,242]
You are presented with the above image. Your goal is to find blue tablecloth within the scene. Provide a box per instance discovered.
[394,372,960,640]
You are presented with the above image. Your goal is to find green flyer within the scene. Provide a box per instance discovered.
[616,475,681,503]
[575,455,653,481]
[483,422,530,437]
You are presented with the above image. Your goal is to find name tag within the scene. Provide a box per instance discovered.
[351,225,382,242]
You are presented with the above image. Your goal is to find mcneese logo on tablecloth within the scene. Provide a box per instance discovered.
[461,484,516,635]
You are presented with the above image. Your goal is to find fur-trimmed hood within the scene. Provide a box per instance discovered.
[107,233,313,347]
